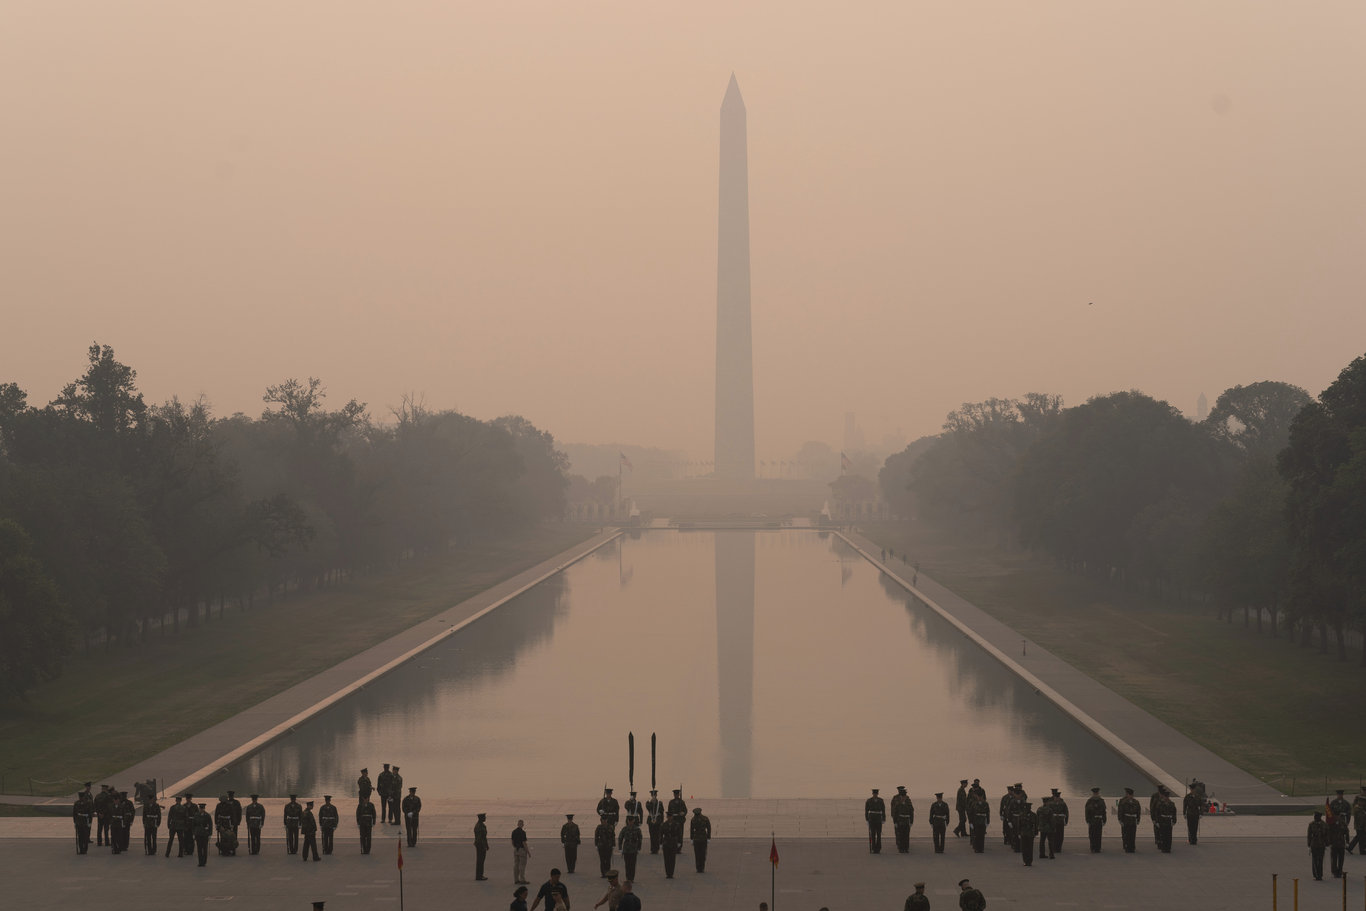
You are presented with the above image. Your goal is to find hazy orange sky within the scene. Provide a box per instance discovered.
[4,1,1364,461]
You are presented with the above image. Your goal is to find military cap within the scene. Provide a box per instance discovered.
[393,765,400,771]
[198,803,206,808]
[960,779,968,785]
[250,794,260,799]
[361,768,368,773]
[896,785,907,792]
[1336,788,1345,795]
[650,789,658,794]
[477,813,486,819]
[607,870,620,879]
[672,789,681,795]
[383,763,390,768]
[1314,811,1323,818]
[289,794,298,799]
[871,788,879,794]
[1014,782,1023,788]
[604,787,613,793]
[972,778,980,784]
[693,807,701,814]
[1090,787,1101,794]
[184,791,193,798]
[306,800,314,807]
[1123,787,1134,794]
[323,795,332,801]
[227,789,235,796]
[566,814,574,819]
[83,781,92,788]
[1050,788,1060,795]
[408,786,416,793]
[958,879,971,887]
[934,792,943,798]
[914,882,926,889]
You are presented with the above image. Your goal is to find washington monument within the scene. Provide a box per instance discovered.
[714,73,756,481]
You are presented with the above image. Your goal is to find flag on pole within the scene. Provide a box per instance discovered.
[620,452,634,471]
[397,838,404,870]
[769,835,779,867]
[840,451,852,471]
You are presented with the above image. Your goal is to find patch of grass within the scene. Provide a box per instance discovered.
[865,522,1366,794]
[0,525,594,794]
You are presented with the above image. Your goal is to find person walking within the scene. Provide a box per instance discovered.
[1329,788,1352,877]
[967,789,990,854]
[688,808,711,872]
[661,815,683,879]
[560,813,581,873]
[1308,811,1329,881]
[929,792,950,853]
[529,868,570,911]
[957,878,986,911]
[193,803,213,867]
[1017,801,1038,866]
[513,819,532,884]
[1182,784,1202,845]
[73,791,94,855]
[1048,788,1068,853]
[142,796,162,855]
[954,779,970,838]
[594,815,615,878]
[593,871,622,910]
[618,816,642,881]
[300,801,321,862]
[164,795,185,857]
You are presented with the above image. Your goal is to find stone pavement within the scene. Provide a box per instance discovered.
[839,531,1296,810]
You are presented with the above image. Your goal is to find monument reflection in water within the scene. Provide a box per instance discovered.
[208,531,1145,799]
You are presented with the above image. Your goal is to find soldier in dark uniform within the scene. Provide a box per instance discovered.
[245,795,265,855]
[357,768,373,803]
[618,815,643,880]
[1048,788,1068,853]
[1117,787,1141,853]
[689,807,711,872]
[1329,788,1352,877]
[596,788,620,829]
[953,779,970,838]
[1084,787,1106,852]
[969,778,985,800]
[666,789,688,826]
[1017,800,1038,866]
[998,786,1015,850]
[890,785,914,853]
[957,878,986,911]
[1350,788,1366,855]
[661,813,683,878]
[560,813,580,873]
[356,795,376,854]
[376,764,393,826]
[283,794,303,854]
[623,790,642,824]
[214,795,234,849]
[1308,811,1328,880]
[1182,784,1202,845]
[594,815,615,877]
[94,784,112,847]
[644,790,664,854]
[865,788,886,854]
[402,787,421,847]
[73,791,94,855]
[165,796,185,857]
[300,800,320,861]
[183,797,201,859]
[929,791,950,853]
[473,812,490,880]
[1153,790,1176,853]
[142,796,162,855]
[967,789,990,853]
[1036,797,1055,859]
[319,795,339,854]
[389,767,404,825]
[193,802,212,866]
[112,791,134,854]
[905,881,930,911]
[225,790,242,838]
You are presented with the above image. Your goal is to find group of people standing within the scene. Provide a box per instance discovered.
[862,778,1212,868]
[1306,787,1366,882]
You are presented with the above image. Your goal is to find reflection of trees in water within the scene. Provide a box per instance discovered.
[205,575,573,796]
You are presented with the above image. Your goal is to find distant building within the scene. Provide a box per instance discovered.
[1196,392,1209,422]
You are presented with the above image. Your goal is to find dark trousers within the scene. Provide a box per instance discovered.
[1157,822,1173,853]
[359,825,372,854]
[1348,828,1362,854]
[624,851,637,880]
[1088,822,1103,852]
[388,798,400,825]
[693,840,707,871]
[867,821,882,853]
[97,817,109,846]
[144,826,157,855]
[597,844,613,876]
[110,824,124,854]
[248,826,261,855]
[1121,822,1137,852]
[286,824,299,854]
[1311,846,1325,879]
[321,827,334,854]
[563,844,576,872]
[647,822,661,854]
[302,832,320,861]
[969,820,986,853]
[954,809,967,837]
[475,845,487,878]
[1052,828,1064,853]
[75,825,90,855]
[894,823,910,853]
[1186,814,1199,844]
[1040,831,1054,858]
[1021,834,1034,865]
[196,833,209,866]
[379,795,390,824]
[932,823,946,853]
[663,845,677,877]
[165,829,180,857]
[405,818,418,847]
[1002,818,1013,846]
[1330,837,1345,876]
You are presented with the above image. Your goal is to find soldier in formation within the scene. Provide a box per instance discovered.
[560,813,580,873]
[623,790,642,823]
[1117,787,1141,853]
[1047,788,1067,853]
[998,786,1016,851]
[473,812,490,881]
[1036,796,1055,860]
[356,795,376,854]
[594,814,616,878]
[401,787,422,847]
[1015,800,1038,866]
[690,807,711,872]
[164,795,185,857]
[904,882,929,911]
[618,814,642,880]
[283,794,303,854]
[890,785,914,853]
[192,802,212,866]
[214,795,234,847]
[300,800,321,861]
[357,768,372,804]
[94,784,113,847]
[1308,810,1329,881]
[967,787,990,853]
[597,787,620,827]
[1151,787,1176,853]
[225,790,242,839]
[377,764,394,826]
[319,795,339,854]
[1182,783,1202,845]
[865,787,886,854]
[1329,788,1352,877]
[244,794,265,855]
[929,791,950,853]
[1084,787,1106,852]
[73,788,94,855]
[1350,787,1366,855]
[644,789,664,854]
[388,767,404,824]
[142,795,162,855]
[660,811,683,879]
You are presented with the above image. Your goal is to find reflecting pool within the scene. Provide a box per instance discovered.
[208,530,1146,798]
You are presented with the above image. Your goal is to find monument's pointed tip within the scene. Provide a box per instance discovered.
[723,72,744,107]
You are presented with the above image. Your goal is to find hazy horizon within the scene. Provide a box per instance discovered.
[4,1,1364,460]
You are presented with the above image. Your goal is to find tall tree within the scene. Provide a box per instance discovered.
[0,519,76,697]
[1204,381,1311,462]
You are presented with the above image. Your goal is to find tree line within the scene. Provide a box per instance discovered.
[879,352,1366,665]
[0,344,569,697]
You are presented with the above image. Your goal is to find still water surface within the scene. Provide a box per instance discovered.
[209,531,1145,798]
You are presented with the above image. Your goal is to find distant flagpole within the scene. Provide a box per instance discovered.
[397,836,405,911]
[769,832,779,909]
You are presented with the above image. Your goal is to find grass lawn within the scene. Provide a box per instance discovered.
[862,521,1366,797]
[0,524,593,796]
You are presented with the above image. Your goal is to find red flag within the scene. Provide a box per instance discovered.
[397,838,404,870]
[840,451,852,471]
[769,836,779,867]
[620,452,634,471]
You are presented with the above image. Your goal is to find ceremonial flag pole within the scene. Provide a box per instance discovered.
[629,732,635,791]
[397,836,405,911]
[769,832,779,910]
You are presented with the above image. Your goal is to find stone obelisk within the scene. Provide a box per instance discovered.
[714,74,756,481]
